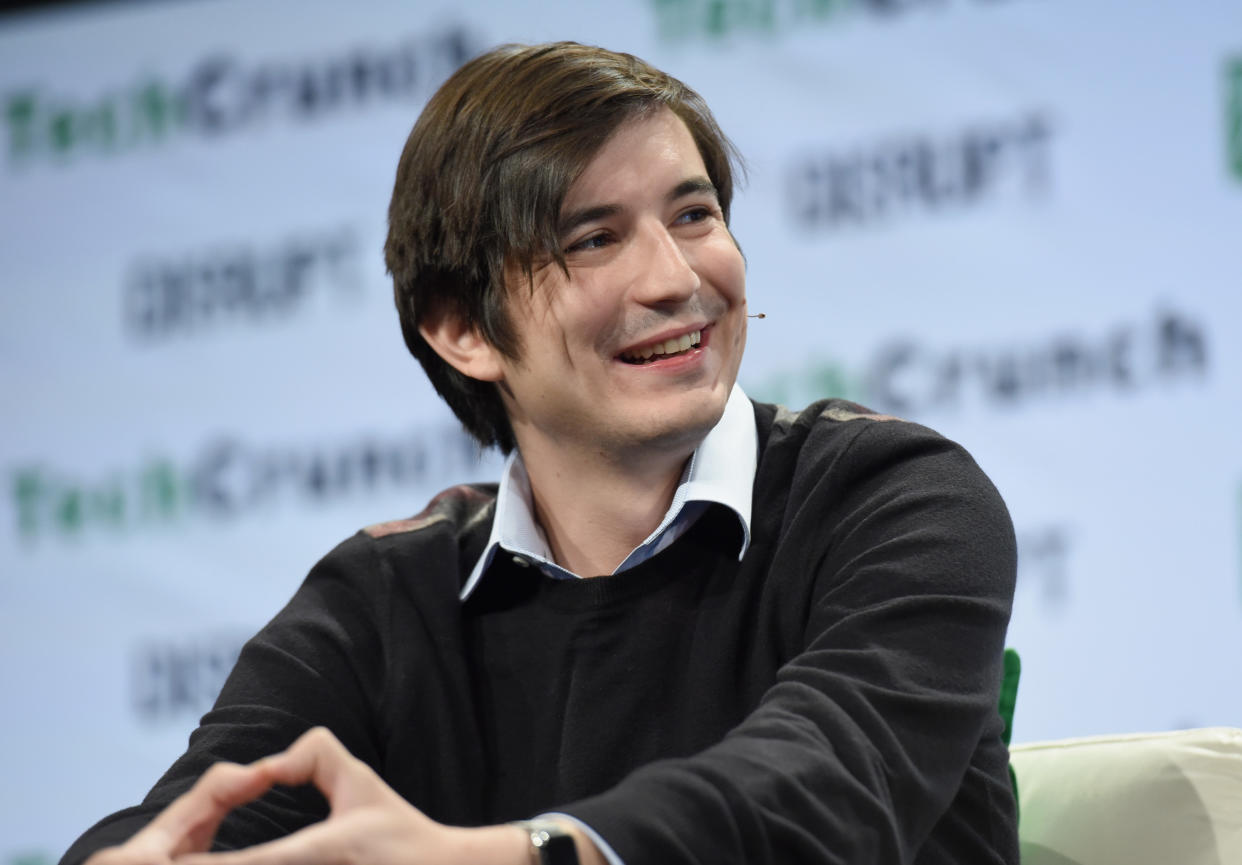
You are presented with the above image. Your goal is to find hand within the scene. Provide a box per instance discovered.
[82,758,273,865]
[85,727,528,865]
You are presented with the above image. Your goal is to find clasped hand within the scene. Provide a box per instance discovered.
[83,727,528,865]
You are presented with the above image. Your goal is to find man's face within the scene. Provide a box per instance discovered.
[491,108,749,464]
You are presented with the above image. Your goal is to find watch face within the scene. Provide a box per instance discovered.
[541,833,579,865]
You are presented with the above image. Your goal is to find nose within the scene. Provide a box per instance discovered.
[630,219,700,306]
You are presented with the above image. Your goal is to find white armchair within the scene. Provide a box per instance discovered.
[1011,726,1242,865]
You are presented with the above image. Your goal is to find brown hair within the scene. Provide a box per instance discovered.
[384,41,741,452]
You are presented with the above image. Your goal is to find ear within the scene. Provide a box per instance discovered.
[418,305,507,383]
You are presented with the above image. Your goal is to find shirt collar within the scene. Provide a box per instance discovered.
[459,383,757,601]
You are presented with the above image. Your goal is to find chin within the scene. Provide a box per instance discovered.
[634,393,728,453]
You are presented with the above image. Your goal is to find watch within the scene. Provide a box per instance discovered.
[513,819,580,865]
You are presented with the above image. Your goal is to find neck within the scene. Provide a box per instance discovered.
[515,437,693,577]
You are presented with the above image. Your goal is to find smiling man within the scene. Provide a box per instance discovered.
[422,106,748,579]
[64,43,1019,865]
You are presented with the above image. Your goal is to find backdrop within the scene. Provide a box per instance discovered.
[2,0,1240,860]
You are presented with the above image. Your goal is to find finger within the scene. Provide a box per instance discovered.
[136,761,276,855]
[252,727,380,810]
[174,816,347,865]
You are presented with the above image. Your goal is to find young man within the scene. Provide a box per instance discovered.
[65,42,1018,865]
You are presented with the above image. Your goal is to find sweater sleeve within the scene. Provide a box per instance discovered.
[59,533,391,865]
[560,419,1018,865]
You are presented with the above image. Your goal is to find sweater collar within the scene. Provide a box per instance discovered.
[459,384,757,601]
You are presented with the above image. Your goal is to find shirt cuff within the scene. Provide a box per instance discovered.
[539,812,627,865]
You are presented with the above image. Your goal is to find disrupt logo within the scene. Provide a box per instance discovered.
[10,424,481,542]
[653,0,1019,40]
[132,632,245,724]
[867,308,1207,416]
[1016,524,1072,612]
[788,112,1051,231]
[1228,56,1242,182]
[124,226,360,342]
[3,26,474,168]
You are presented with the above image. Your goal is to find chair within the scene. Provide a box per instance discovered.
[1011,726,1242,865]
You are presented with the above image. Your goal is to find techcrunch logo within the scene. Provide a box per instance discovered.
[1228,55,1242,183]
[5,853,52,865]
[866,308,1206,416]
[747,307,1208,418]
[652,0,1022,40]
[9,425,483,542]
[745,355,865,409]
[3,25,475,168]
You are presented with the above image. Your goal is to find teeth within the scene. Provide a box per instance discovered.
[622,329,701,363]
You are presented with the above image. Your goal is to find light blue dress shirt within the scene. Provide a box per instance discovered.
[459,382,757,598]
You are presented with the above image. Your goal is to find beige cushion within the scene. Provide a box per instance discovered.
[1011,727,1242,865]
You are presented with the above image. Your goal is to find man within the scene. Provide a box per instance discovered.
[64,42,1018,865]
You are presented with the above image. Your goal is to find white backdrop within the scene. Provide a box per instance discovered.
[2,1,1240,860]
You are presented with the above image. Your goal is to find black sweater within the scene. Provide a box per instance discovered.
[63,400,1019,865]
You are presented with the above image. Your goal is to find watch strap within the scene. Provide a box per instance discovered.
[513,819,581,865]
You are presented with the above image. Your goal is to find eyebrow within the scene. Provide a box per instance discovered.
[556,176,720,237]
[557,203,622,238]
[668,177,719,203]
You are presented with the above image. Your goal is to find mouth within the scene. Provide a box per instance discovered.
[618,328,704,365]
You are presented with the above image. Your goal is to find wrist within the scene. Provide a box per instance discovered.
[512,819,579,865]
[513,817,610,865]
[445,823,530,865]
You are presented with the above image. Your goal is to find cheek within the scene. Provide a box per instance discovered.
[733,316,748,361]
[544,294,616,365]
[699,236,747,301]
[555,293,628,358]
[524,269,594,364]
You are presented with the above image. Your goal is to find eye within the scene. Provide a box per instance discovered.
[567,231,613,253]
[674,206,715,226]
